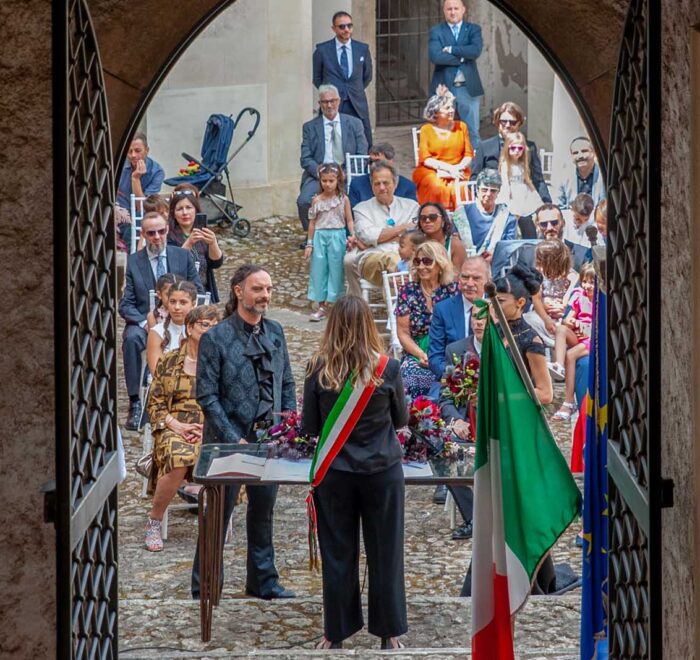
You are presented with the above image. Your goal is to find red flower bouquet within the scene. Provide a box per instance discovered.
[257,411,318,461]
[440,355,480,409]
[398,396,459,462]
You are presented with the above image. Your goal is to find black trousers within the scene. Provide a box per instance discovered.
[340,99,372,148]
[122,324,147,398]
[191,483,280,598]
[447,485,473,524]
[314,462,407,642]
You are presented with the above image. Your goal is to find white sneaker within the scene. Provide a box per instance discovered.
[547,361,566,382]
[309,308,326,322]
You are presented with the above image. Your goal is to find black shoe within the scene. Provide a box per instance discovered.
[433,484,448,504]
[452,521,473,540]
[246,584,296,600]
[124,401,143,431]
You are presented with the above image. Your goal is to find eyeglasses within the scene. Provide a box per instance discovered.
[538,220,560,228]
[419,213,441,223]
[144,228,168,237]
[478,187,500,194]
[336,22,353,29]
[319,99,340,105]
[195,321,217,329]
[508,145,525,152]
[499,118,519,127]
[412,256,435,267]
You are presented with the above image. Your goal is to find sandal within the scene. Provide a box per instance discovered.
[551,401,577,421]
[380,637,405,650]
[315,637,342,649]
[547,361,566,382]
[144,518,163,552]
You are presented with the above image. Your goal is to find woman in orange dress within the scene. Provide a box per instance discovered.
[412,88,474,211]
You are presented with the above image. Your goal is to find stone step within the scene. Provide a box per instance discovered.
[120,594,580,658]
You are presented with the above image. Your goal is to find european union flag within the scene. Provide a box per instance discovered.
[580,281,608,659]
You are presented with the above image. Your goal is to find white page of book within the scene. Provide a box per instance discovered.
[402,461,434,478]
[261,458,312,482]
[207,453,266,478]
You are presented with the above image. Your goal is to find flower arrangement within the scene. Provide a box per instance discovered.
[440,355,480,409]
[178,161,201,177]
[398,396,459,462]
[256,410,318,461]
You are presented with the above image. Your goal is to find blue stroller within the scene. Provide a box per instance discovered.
[164,108,261,236]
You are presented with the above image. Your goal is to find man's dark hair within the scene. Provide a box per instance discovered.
[369,142,395,160]
[569,136,591,149]
[534,203,564,223]
[132,131,148,148]
[332,11,352,24]
[571,193,594,217]
[370,159,398,184]
[224,264,270,317]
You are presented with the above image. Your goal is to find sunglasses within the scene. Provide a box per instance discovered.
[538,220,560,228]
[413,256,435,267]
[173,189,196,197]
[336,22,353,29]
[319,164,340,173]
[144,228,167,237]
[419,213,441,223]
[499,118,519,127]
[509,145,525,152]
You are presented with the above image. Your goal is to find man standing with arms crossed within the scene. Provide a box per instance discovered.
[429,0,484,149]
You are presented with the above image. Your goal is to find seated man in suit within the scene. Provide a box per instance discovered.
[348,142,417,208]
[297,84,368,231]
[428,255,489,379]
[344,160,419,296]
[470,101,551,204]
[313,11,373,147]
[118,212,204,430]
[452,168,517,259]
[439,311,486,539]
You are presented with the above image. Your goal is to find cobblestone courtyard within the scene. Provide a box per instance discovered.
[118,214,583,658]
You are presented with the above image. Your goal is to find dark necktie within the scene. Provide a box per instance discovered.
[156,255,166,278]
[340,46,350,79]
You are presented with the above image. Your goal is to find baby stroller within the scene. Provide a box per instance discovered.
[164,108,261,236]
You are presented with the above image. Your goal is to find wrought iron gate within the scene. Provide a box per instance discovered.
[606,0,670,657]
[376,0,443,125]
[53,0,119,656]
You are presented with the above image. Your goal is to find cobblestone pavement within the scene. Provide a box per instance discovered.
[118,213,583,658]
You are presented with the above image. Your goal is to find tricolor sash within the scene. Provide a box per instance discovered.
[305,354,390,569]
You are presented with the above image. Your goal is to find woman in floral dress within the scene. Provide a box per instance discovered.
[394,240,459,398]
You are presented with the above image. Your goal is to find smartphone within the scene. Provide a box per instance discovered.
[194,213,208,229]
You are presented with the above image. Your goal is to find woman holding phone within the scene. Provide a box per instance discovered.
[167,186,224,302]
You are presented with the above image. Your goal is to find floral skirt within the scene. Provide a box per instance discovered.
[148,429,201,494]
[399,354,436,399]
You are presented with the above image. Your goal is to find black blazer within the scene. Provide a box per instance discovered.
[118,246,204,325]
[438,336,479,424]
[470,135,552,203]
[302,357,408,474]
[196,314,296,444]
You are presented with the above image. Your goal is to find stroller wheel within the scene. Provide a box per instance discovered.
[232,218,251,238]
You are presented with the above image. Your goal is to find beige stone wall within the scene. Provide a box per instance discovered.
[0,1,56,656]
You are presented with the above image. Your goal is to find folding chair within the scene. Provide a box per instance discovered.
[411,127,420,167]
[345,153,370,192]
[129,194,146,253]
[455,181,477,206]
[382,270,412,359]
[196,292,212,306]
[539,148,554,185]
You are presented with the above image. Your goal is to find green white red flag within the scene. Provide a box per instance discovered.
[471,318,581,658]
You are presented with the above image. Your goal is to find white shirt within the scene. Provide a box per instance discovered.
[353,196,420,260]
[561,210,605,247]
[323,114,342,164]
[462,297,474,336]
[473,336,482,356]
[152,321,185,354]
[335,37,353,77]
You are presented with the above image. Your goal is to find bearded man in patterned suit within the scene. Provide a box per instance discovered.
[191,264,297,600]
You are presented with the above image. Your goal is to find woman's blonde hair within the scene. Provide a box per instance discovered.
[535,239,572,280]
[499,132,534,191]
[412,240,454,286]
[307,296,386,391]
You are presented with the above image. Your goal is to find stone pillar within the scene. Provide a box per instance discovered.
[525,41,554,151]
[549,76,587,185]
[0,0,56,656]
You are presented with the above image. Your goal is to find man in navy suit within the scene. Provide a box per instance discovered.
[297,84,368,231]
[313,11,373,147]
[118,212,204,430]
[470,101,552,204]
[428,255,489,379]
[348,142,417,208]
[429,0,484,149]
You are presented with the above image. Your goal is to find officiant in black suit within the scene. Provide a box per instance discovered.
[191,264,297,600]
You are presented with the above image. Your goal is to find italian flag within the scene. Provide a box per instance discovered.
[471,319,581,658]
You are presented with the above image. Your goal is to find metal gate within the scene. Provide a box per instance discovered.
[606,0,670,657]
[52,0,120,656]
[376,0,443,125]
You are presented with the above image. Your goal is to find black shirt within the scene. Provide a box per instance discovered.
[576,169,595,196]
[301,358,408,474]
[508,317,546,377]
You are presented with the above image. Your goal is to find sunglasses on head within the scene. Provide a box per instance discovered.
[173,189,195,197]
[145,228,167,237]
[419,212,441,223]
[413,256,435,267]
[499,118,519,127]
[336,22,353,29]
[538,220,560,228]
[319,164,340,173]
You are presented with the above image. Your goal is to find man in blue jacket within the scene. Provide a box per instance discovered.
[429,0,484,149]
[313,11,373,147]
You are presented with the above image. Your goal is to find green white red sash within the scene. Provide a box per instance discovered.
[306,354,390,569]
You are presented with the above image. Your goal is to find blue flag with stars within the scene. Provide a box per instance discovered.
[580,281,608,659]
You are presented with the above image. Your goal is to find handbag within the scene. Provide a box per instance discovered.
[135,452,153,478]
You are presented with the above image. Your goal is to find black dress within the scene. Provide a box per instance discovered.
[167,231,223,302]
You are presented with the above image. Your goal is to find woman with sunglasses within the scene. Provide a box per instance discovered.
[415,202,466,274]
[412,89,474,211]
[394,241,458,398]
[167,186,224,302]
[144,304,220,552]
